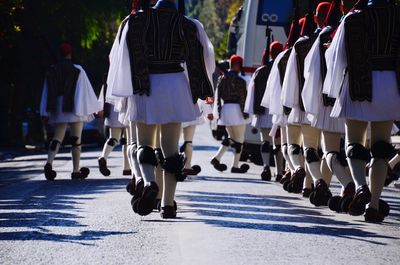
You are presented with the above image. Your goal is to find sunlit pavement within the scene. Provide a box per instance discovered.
[1,123,400,265]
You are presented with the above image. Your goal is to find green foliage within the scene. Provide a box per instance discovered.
[0,0,127,146]
[215,30,229,60]
[198,0,223,47]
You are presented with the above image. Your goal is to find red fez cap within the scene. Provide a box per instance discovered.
[270,41,283,56]
[317,2,331,16]
[230,55,244,64]
[59,43,72,57]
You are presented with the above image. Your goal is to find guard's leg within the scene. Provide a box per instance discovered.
[385,151,400,186]
[302,125,332,206]
[272,132,284,181]
[322,131,354,212]
[45,123,67,180]
[227,125,249,173]
[98,127,122,176]
[121,128,131,174]
[302,125,323,184]
[155,125,164,207]
[285,124,306,193]
[160,122,183,218]
[211,129,230,172]
[302,166,314,198]
[70,122,88,180]
[345,119,371,216]
[260,128,272,181]
[280,126,294,184]
[181,125,201,175]
[133,122,159,216]
[365,121,394,222]
[126,122,144,197]
[101,127,122,159]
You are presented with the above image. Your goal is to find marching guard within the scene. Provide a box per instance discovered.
[211,55,251,174]
[302,0,357,211]
[40,43,102,180]
[107,0,215,218]
[281,2,332,199]
[324,0,399,222]
[245,41,284,181]
[181,99,214,176]
[98,73,131,177]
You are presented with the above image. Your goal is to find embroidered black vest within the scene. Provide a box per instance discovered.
[344,5,400,102]
[252,62,273,115]
[294,33,319,111]
[217,71,247,118]
[126,7,213,103]
[46,60,80,113]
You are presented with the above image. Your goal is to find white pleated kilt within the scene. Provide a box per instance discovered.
[105,108,127,128]
[287,107,310,125]
[218,103,251,126]
[331,71,400,121]
[251,113,273,129]
[311,105,345,133]
[49,97,93,124]
[128,72,200,125]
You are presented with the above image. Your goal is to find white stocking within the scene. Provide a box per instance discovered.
[281,126,295,172]
[101,127,122,159]
[136,122,157,186]
[260,128,272,167]
[226,125,246,168]
[286,124,304,169]
[129,122,142,182]
[183,125,196,169]
[345,119,368,189]
[369,121,393,209]
[122,128,130,171]
[70,122,84,173]
[47,123,67,165]
[302,125,324,184]
[155,126,163,199]
[161,123,181,207]
[322,131,352,189]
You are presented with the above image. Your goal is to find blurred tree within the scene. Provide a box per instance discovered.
[0,0,126,147]
[198,0,223,51]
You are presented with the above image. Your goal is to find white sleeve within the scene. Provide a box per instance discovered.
[281,48,300,108]
[302,35,323,116]
[98,85,105,108]
[261,51,285,110]
[74,66,103,116]
[244,73,256,114]
[40,79,49,117]
[323,18,348,98]
[190,19,216,89]
[109,20,134,98]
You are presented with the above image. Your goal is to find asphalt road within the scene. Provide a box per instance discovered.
[1,123,400,265]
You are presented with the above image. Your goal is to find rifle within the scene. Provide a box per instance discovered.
[178,0,185,14]
[301,0,316,36]
[285,0,300,48]
[139,0,149,10]
[263,17,273,65]
[324,0,342,28]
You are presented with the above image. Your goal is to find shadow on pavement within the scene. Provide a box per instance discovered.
[0,178,133,245]
[179,189,399,245]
